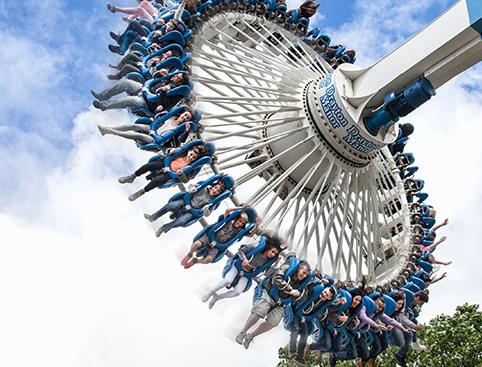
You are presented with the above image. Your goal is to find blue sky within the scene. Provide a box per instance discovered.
[0,0,463,182]
[0,1,481,366]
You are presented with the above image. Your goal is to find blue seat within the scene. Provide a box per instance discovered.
[137,121,199,151]
[192,208,259,263]
[408,276,426,290]
[402,289,415,311]
[146,140,216,189]
[157,30,186,47]
[382,295,397,316]
[161,174,234,227]
[221,234,280,293]
[417,260,433,273]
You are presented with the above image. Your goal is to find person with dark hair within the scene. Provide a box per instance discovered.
[236,257,312,349]
[181,208,258,268]
[290,0,319,19]
[145,176,230,236]
[117,143,210,201]
[389,123,415,155]
[286,282,336,363]
[202,231,283,308]
[327,288,364,366]
[387,294,421,367]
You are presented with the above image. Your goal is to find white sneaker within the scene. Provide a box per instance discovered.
[235,332,245,345]
[411,340,426,352]
[208,295,219,309]
[243,333,254,349]
[201,292,212,303]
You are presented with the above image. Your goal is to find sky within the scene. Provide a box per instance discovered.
[0,0,481,366]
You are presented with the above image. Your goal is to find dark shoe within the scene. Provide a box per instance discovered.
[155,226,165,237]
[107,3,116,12]
[108,44,122,54]
[294,356,306,366]
[106,73,119,80]
[92,100,106,111]
[90,89,102,100]
[395,355,407,367]
[109,31,121,44]
[328,353,337,367]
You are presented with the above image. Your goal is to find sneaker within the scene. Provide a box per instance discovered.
[328,353,337,367]
[235,332,245,345]
[395,354,407,367]
[243,333,254,349]
[144,213,154,222]
[97,125,108,136]
[90,90,102,100]
[201,292,212,303]
[208,294,219,309]
[128,188,145,201]
[107,3,116,12]
[109,31,121,43]
[411,340,426,352]
[183,258,197,269]
[106,74,119,80]
[155,226,164,237]
[108,44,122,54]
[118,173,136,184]
[181,255,191,267]
[92,100,106,111]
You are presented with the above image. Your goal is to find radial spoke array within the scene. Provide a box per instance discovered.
[192,12,410,282]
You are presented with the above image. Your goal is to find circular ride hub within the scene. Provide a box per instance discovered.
[192,10,411,283]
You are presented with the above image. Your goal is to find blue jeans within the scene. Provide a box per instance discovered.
[96,79,143,100]
[311,329,342,352]
[332,332,358,361]
[162,211,196,232]
[152,199,197,232]
[369,332,388,359]
[289,316,309,355]
[395,331,412,359]
[151,199,185,220]
[356,333,370,361]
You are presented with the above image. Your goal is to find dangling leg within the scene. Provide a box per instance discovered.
[208,274,247,308]
[91,79,143,101]
[118,158,165,184]
[112,5,154,21]
[98,124,154,144]
[139,0,159,16]
[155,212,195,236]
[145,199,184,222]
[202,266,238,302]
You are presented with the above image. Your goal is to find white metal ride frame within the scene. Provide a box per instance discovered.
[190,1,482,284]
[190,12,410,284]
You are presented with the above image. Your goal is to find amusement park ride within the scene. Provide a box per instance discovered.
[188,0,482,283]
[95,0,482,304]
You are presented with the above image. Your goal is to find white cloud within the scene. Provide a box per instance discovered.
[0,0,481,365]
[0,108,288,367]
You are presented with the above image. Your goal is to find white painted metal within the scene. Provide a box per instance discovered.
[190,12,418,283]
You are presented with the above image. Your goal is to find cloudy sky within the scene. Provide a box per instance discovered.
[0,0,481,366]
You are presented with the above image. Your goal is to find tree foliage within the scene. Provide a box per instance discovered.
[277,303,482,367]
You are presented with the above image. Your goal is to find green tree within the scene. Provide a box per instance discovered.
[277,303,482,367]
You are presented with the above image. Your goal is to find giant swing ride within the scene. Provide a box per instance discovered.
[98,0,482,290]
